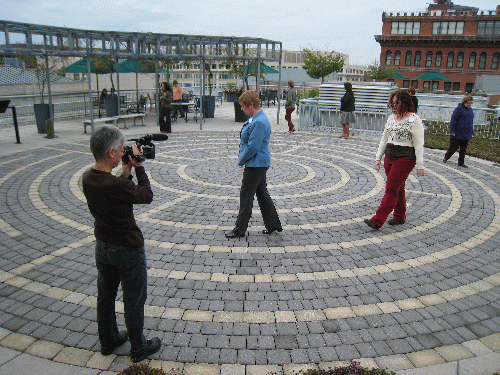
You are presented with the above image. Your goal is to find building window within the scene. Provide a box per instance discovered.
[394,51,401,66]
[432,21,464,35]
[479,53,487,69]
[403,80,410,88]
[411,80,418,88]
[465,83,474,93]
[432,81,439,91]
[444,82,451,91]
[423,81,430,89]
[435,52,442,67]
[405,51,412,66]
[385,50,392,65]
[453,82,461,91]
[457,52,464,68]
[391,21,420,34]
[414,51,421,66]
[447,52,454,68]
[426,52,433,67]
[492,53,500,69]
[469,52,476,68]
[477,21,500,35]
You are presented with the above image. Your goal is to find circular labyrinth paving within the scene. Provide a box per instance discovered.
[0,131,499,372]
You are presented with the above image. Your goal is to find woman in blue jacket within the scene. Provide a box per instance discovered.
[225,91,282,238]
[443,95,474,168]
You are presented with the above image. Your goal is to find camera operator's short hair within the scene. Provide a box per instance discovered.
[239,91,260,108]
[89,125,125,161]
[462,95,473,104]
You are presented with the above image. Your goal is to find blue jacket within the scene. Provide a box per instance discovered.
[450,103,474,140]
[238,110,271,167]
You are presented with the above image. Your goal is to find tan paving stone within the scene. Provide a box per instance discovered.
[352,304,383,316]
[394,298,426,310]
[324,307,355,319]
[275,310,296,323]
[162,308,184,320]
[375,354,414,371]
[480,333,500,351]
[183,363,220,375]
[53,347,93,366]
[0,333,36,351]
[461,339,493,356]
[183,310,213,321]
[86,352,115,370]
[295,309,326,321]
[25,340,63,359]
[213,311,244,322]
[406,349,445,368]
[283,363,319,374]
[435,344,474,361]
[149,360,184,373]
[247,365,282,375]
[244,311,275,324]
[418,293,447,306]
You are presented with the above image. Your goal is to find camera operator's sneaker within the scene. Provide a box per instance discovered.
[130,337,161,363]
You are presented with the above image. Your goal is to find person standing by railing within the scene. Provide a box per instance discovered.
[443,95,474,168]
[284,80,297,134]
[159,82,173,133]
[340,82,355,139]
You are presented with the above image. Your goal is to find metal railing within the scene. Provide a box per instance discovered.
[0,90,158,127]
[299,98,500,139]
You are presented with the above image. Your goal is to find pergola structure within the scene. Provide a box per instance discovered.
[0,20,283,131]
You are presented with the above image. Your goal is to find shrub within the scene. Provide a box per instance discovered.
[267,361,396,375]
[117,363,182,375]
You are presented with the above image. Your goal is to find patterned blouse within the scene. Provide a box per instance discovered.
[375,113,425,170]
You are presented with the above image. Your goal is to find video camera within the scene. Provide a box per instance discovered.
[122,134,159,163]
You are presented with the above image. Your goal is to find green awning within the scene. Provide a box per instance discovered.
[391,71,409,79]
[415,70,451,81]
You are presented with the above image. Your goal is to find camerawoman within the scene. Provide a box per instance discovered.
[82,125,161,363]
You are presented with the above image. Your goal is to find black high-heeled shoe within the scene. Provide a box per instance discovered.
[262,228,283,235]
[225,229,245,238]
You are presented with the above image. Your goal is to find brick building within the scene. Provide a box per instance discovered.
[375,0,500,93]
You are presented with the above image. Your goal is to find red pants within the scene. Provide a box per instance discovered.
[285,108,295,131]
[371,157,416,228]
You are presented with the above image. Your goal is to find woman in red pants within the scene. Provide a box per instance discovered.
[364,90,425,230]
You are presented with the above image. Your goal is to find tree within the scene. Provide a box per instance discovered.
[24,54,68,103]
[366,63,397,81]
[302,49,345,82]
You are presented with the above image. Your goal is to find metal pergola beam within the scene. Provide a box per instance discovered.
[0,20,283,130]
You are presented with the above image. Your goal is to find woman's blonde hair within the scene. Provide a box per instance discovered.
[239,91,260,108]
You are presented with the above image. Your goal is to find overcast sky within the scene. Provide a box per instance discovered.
[2,0,499,66]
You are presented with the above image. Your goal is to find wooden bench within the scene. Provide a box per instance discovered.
[83,117,119,133]
[116,113,146,127]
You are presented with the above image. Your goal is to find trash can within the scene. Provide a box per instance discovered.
[105,95,119,117]
[33,103,53,134]
[234,102,247,122]
[203,96,215,118]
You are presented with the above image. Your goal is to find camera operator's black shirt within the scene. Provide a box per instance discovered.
[82,166,153,248]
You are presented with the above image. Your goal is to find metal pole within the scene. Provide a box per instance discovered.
[44,54,54,120]
[276,44,282,124]
[10,106,21,144]
[87,57,95,133]
[155,58,159,130]
[199,56,204,130]
[256,45,261,94]
[116,56,121,115]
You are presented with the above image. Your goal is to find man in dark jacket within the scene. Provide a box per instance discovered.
[443,95,474,167]
[82,125,161,362]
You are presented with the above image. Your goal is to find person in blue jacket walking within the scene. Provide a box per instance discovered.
[443,95,474,168]
[225,91,282,238]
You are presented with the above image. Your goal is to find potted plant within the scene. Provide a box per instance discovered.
[26,55,66,133]
[223,82,241,102]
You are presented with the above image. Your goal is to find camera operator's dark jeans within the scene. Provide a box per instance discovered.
[95,240,147,353]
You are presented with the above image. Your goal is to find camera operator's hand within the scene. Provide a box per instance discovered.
[121,145,143,178]
[130,145,144,168]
